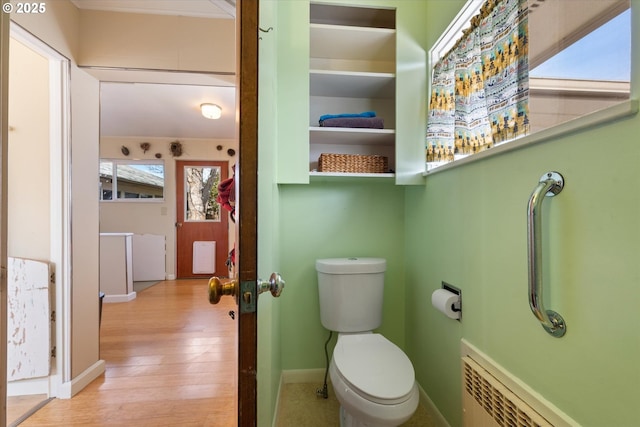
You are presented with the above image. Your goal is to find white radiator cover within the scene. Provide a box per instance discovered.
[461,340,579,427]
[463,357,552,427]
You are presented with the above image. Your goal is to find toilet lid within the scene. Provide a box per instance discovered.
[333,334,415,401]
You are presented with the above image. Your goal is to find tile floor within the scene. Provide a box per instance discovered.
[275,382,437,427]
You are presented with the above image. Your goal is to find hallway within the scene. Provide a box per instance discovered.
[21,280,238,427]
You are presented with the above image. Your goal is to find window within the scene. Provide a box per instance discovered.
[183,165,222,221]
[427,0,632,171]
[100,160,165,201]
[527,2,630,133]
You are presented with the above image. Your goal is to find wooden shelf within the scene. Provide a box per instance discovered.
[309,171,396,182]
[309,127,395,145]
[310,3,396,29]
[310,70,395,98]
[310,24,395,62]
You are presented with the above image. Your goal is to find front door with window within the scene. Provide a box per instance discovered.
[176,160,229,279]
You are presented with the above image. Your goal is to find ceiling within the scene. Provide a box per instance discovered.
[71,0,237,140]
[99,82,237,140]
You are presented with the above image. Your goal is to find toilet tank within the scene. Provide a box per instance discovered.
[316,258,386,333]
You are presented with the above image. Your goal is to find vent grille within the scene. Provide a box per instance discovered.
[462,357,553,427]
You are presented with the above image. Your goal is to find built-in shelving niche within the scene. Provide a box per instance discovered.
[309,3,396,179]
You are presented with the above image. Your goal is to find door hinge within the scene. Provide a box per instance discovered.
[51,346,56,358]
[51,310,56,322]
[50,271,55,283]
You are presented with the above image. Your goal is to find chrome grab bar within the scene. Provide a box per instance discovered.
[527,172,566,338]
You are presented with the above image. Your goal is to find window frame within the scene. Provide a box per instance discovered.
[425,0,636,175]
[99,158,166,202]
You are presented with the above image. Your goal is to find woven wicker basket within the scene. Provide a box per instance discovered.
[317,153,388,173]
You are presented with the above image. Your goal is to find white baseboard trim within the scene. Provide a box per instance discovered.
[271,374,284,427]
[103,292,136,303]
[57,359,105,399]
[417,382,450,427]
[274,369,327,427]
[166,274,176,280]
[280,368,326,384]
[7,376,49,397]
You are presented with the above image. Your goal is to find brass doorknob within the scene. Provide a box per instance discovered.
[208,276,238,304]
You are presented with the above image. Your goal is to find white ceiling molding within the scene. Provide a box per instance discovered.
[70,0,235,19]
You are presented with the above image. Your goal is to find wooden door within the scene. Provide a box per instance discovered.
[237,0,259,425]
[176,160,230,279]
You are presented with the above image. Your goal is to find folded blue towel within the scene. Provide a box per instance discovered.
[320,117,384,129]
[319,111,376,122]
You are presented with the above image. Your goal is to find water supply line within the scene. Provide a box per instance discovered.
[316,331,332,399]
[526,171,567,338]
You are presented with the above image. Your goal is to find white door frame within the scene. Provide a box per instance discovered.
[7,23,72,399]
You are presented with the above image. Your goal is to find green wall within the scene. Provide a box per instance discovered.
[404,2,640,427]
[405,115,640,427]
[264,1,640,426]
[278,182,406,369]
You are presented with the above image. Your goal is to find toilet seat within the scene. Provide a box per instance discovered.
[333,333,415,405]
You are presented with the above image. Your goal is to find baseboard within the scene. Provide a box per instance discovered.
[57,359,105,399]
[274,369,327,427]
[271,375,285,427]
[7,377,49,397]
[417,382,451,427]
[280,368,326,384]
[103,292,136,303]
[166,274,176,280]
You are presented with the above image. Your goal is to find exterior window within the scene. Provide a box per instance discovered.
[527,1,631,133]
[100,160,165,201]
[427,0,631,171]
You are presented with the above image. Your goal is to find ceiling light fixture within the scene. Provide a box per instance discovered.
[200,103,222,120]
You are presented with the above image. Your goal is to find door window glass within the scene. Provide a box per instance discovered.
[184,166,222,221]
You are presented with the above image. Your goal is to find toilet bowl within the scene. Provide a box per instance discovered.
[316,258,419,427]
[330,333,419,427]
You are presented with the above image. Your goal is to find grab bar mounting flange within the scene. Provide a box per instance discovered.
[540,172,564,196]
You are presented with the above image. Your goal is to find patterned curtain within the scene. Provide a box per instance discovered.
[426,0,529,169]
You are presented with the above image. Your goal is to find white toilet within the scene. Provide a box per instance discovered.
[316,257,419,427]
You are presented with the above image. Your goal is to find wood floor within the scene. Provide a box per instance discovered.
[21,279,238,427]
